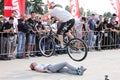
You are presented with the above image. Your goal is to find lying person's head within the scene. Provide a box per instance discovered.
[30,62,37,71]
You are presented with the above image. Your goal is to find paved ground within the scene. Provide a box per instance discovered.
[0,49,120,80]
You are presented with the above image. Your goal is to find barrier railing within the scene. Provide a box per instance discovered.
[0,30,120,59]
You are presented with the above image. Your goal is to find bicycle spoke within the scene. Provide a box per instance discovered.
[67,38,88,61]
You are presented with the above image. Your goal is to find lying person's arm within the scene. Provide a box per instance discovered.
[34,67,52,73]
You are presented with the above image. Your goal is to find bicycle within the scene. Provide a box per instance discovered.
[39,25,88,62]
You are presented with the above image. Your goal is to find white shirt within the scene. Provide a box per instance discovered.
[50,23,57,29]
[49,7,73,22]
[13,17,18,33]
[74,18,82,32]
[50,23,57,33]
[35,64,48,70]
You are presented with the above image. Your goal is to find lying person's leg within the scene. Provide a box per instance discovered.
[58,67,78,75]
[58,66,87,75]
[48,62,77,72]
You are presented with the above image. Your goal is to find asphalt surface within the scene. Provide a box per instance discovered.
[0,49,120,80]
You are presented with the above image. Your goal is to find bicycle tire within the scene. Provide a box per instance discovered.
[39,36,55,57]
[67,38,88,61]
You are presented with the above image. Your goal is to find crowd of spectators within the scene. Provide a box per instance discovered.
[0,10,120,60]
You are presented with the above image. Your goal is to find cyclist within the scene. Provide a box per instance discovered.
[42,1,75,48]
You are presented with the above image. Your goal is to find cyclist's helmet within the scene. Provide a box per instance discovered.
[112,13,117,16]
[48,1,56,9]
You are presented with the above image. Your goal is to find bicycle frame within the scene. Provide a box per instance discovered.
[47,26,69,46]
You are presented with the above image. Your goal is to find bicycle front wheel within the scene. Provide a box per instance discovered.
[67,38,88,61]
[39,36,55,57]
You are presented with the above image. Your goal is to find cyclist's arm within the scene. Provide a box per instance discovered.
[41,12,51,20]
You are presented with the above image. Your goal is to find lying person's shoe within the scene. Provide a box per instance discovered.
[77,66,87,75]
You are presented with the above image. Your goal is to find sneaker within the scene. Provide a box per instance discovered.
[25,53,30,58]
[8,54,16,59]
[30,53,35,57]
[71,47,79,51]
[60,45,65,48]
[78,49,83,53]
[55,45,60,48]
[77,66,87,75]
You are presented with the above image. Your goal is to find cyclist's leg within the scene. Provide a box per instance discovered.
[57,22,66,48]
[58,35,64,47]
[65,31,74,39]
[65,19,75,39]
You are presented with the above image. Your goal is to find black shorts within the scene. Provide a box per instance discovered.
[57,19,75,35]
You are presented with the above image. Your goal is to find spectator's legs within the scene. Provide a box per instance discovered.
[95,31,102,50]
[17,32,25,58]
[8,34,18,58]
[88,31,95,50]
[118,35,120,48]
[27,34,35,57]
[1,37,8,54]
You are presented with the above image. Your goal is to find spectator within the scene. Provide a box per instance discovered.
[2,17,15,59]
[10,10,18,56]
[35,16,39,23]
[88,14,96,50]
[81,17,90,46]
[112,13,120,48]
[16,14,27,58]
[101,17,109,49]
[0,15,4,31]
[0,15,4,54]
[81,17,90,38]
[26,11,37,57]
[107,17,119,49]
[50,16,58,33]
[30,62,86,75]
[95,15,103,50]
[35,17,46,56]
[74,18,82,39]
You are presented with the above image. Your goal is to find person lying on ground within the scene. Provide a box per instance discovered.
[30,62,87,75]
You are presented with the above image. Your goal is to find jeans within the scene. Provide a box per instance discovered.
[1,37,9,54]
[88,31,95,48]
[17,32,26,57]
[27,34,35,45]
[95,32,102,49]
[47,62,78,75]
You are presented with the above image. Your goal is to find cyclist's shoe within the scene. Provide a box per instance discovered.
[77,49,83,53]
[77,66,87,75]
[55,45,60,48]
[60,45,65,49]
[71,47,79,51]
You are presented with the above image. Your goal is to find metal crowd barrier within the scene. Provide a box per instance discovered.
[81,30,120,50]
[0,30,120,59]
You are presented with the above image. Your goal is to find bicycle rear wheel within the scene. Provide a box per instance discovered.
[39,36,55,57]
[67,38,88,61]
